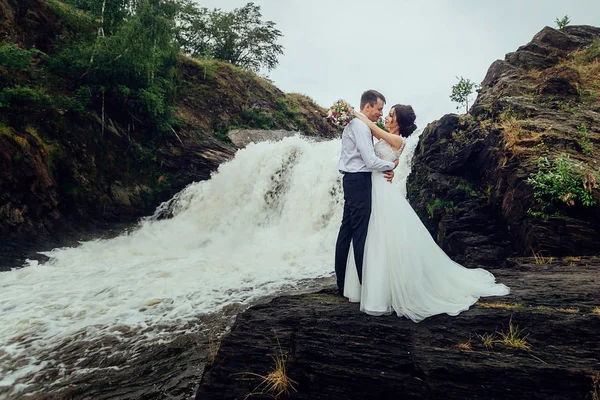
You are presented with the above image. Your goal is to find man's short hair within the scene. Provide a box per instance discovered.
[360,90,386,109]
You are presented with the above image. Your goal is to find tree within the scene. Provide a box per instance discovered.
[176,2,284,72]
[450,77,480,113]
[555,15,570,30]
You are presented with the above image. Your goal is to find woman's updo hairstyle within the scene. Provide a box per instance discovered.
[392,104,417,137]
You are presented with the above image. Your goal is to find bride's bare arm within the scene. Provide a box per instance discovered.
[353,112,404,149]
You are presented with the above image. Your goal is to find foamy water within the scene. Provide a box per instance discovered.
[0,133,420,397]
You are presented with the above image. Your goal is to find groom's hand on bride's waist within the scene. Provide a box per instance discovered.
[383,170,394,183]
[383,160,399,182]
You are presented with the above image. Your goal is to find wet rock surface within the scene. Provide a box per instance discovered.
[196,258,600,400]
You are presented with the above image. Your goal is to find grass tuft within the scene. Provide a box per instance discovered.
[477,332,496,350]
[499,110,526,150]
[207,333,219,364]
[498,317,531,350]
[478,302,524,311]
[457,339,472,351]
[532,249,554,265]
[237,337,298,399]
[556,307,579,314]
[592,372,600,400]
[563,256,581,263]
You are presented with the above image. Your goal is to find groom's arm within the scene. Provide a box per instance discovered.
[353,122,396,171]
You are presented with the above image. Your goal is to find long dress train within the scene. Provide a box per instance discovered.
[343,139,509,322]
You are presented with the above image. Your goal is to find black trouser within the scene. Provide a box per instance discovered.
[334,172,372,291]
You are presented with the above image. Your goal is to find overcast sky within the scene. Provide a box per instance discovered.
[194,0,599,128]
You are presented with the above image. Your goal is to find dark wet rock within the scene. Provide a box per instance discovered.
[408,26,600,265]
[537,77,578,95]
[196,258,600,400]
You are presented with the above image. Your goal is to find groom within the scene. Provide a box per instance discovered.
[334,90,398,296]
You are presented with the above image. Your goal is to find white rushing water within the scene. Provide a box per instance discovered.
[0,133,420,395]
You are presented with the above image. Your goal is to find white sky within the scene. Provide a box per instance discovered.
[194,0,600,127]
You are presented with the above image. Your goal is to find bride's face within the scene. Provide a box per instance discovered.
[384,108,399,132]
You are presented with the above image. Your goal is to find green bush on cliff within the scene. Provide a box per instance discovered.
[555,15,570,31]
[0,44,45,72]
[427,198,458,219]
[527,154,598,219]
[0,86,53,109]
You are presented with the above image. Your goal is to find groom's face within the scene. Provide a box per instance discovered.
[363,98,385,122]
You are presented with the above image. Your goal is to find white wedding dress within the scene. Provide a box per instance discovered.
[343,139,510,322]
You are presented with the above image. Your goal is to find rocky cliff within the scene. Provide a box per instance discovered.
[407,25,600,267]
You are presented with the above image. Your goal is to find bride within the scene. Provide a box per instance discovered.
[343,104,510,322]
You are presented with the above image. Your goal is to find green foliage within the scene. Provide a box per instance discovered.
[46,0,182,133]
[273,97,309,131]
[555,15,570,30]
[0,86,53,109]
[450,76,480,114]
[577,86,597,105]
[577,124,593,155]
[83,0,180,88]
[241,106,274,129]
[427,198,458,219]
[61,0,129,36]
[275,97,298,119]
[0,44,45,72]
[47,0,96,33]
[137,83,181,132]
[583,40,600,62]
[375,117,386,131]
[456,181,478,197]
[527,154,598,219]
[176,2,284,72]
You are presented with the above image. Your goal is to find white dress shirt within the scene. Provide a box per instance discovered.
[338,118,395,173]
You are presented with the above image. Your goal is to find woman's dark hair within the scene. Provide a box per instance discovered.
[392,104,417,137]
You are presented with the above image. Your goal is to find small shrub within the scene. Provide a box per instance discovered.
[450,76,480,113]
[241,106,274,129]
[456,181,478,197]
[584,40,600,62]
[578,124,593,155]
[555,15,570,30]
[0,86,53,110]
[0,44,45,72]
[427,198,458,219]
[527,154,598,219]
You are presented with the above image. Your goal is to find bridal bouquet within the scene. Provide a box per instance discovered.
[327,99,355,129]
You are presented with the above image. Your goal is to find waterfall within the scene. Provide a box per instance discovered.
[0,133,420,397]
